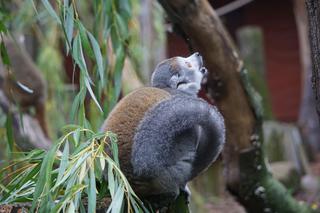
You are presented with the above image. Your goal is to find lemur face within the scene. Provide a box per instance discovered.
[151,53,208,95]
[173,53,208,95]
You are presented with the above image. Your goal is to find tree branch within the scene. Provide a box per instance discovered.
[306,0,320,122]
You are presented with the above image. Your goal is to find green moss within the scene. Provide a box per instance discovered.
[239,147,315,213]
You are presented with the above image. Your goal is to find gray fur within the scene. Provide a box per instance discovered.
[131,92,225,198]
[151,53,207,96]
[151,59,177,89]
[103,53,225,207]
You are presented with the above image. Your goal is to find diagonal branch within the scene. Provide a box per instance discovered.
[306,0,320,122]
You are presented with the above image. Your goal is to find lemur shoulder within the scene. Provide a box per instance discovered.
[101,53,225,208]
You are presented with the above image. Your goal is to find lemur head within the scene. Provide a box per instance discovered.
[151,53,208,95]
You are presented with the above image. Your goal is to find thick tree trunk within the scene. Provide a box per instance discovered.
[294,0,320,154]
[158,0,314,212]
[306,0,320,122]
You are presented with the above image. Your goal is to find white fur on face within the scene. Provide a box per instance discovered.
[174,53,205,95]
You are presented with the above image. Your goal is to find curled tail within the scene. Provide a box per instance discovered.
[131,95,225,180]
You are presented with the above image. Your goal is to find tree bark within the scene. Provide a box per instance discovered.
[158,0,314,212]
[306,0,320,122]
[294,0,320,155]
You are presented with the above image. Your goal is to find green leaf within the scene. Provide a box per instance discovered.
[113,46,125,102]
[107,165,115,196]
[63,0,69,7]
[53,152,91,188]
[87,167,96,213]
[0,21,7,33]
[87,32,105,86]
[110,25,120,52]
[31,143,59,212]
[5,112,14,152]
[78,162,87,183]
[78,22,94,59]
[61,124,81,133]
[0,41,10,66]
[41,0,61,24]
[16,163,41,189]
[84,77,102,112]
[50,185,86,213]
[72,34,88,75]
[118,0,132,19]
[72,128,81,147]
[65,5,74,54]
[56,141,69,185]
[67,201,75,213]
[109,185,124,213]
[110,134,119,167]
[115,12,128,39]
[70,88,85,122]
[73,35,102,113]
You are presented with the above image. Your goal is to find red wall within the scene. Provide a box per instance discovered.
[242,0,302,122]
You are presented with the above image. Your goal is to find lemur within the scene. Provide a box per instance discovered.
[101,53,225,208]
[0,37,49,138]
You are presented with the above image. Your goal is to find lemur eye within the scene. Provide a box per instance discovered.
[185,61,192,68]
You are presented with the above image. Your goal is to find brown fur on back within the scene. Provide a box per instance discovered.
[101,87,171,181]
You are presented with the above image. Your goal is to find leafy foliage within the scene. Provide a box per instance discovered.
[0,0,190,212]
[0,0,151,212]
[0,127,148,212]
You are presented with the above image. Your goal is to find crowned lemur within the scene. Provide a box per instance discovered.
[101,53,225,208]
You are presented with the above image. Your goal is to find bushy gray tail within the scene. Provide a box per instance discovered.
[132,95,225,179]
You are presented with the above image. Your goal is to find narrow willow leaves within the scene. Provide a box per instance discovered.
[0,0,150,212]
[0,41,10,66]
[41,0,61,24]
[39,0,134,124]
[5,112,14,152]
[0,129,148,212]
